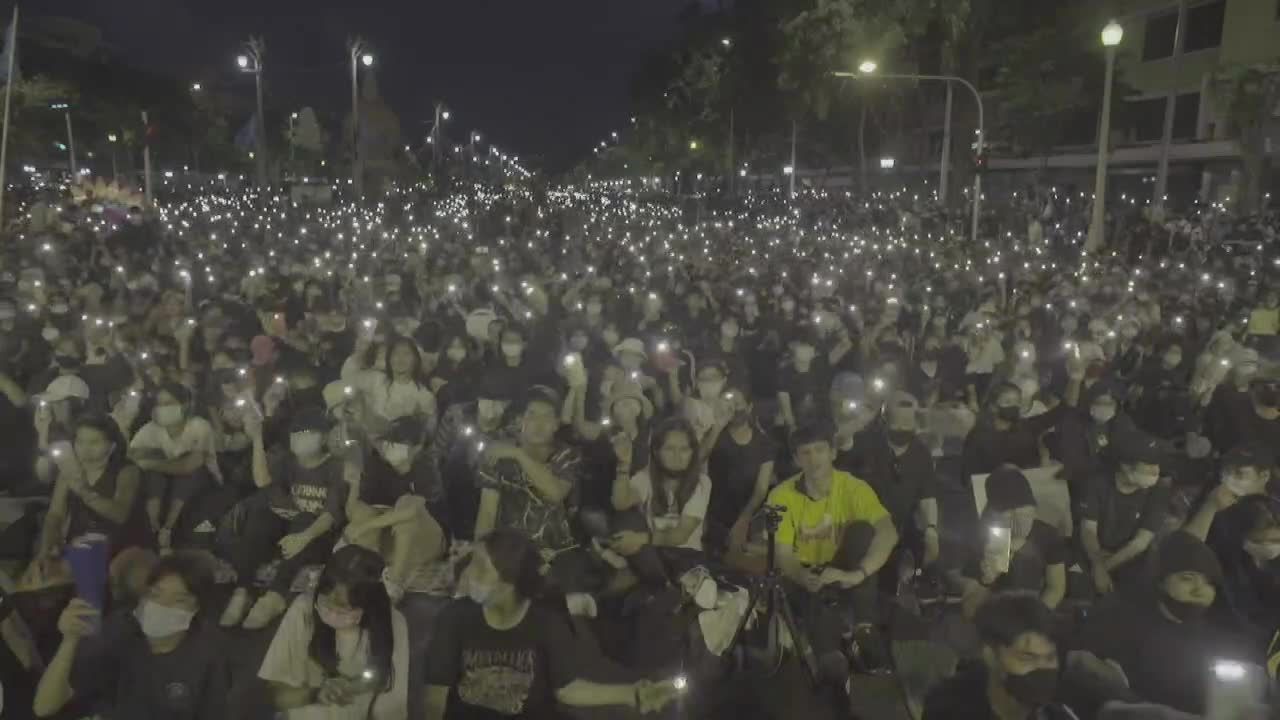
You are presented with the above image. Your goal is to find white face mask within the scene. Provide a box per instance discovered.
[134,600,195,638]
[381,442,412,465]
[602,330,621,347]
[290,431,323,457]
[1244,540,1280,562]
[586,302,603,316]
[154,404,184,426]
[794,346,815,364]
[501,342,524,358]
[1091,406,1116,424]
[446,347,467,363]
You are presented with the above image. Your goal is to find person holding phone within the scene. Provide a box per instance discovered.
[33,553,229,720]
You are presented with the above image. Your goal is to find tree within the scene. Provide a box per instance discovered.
[1215,61,1280,214]
[290,107,325,153]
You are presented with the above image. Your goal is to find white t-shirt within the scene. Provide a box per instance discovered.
[129,416,221,481]
[340,360,438,430]
[628,470,712,551]
[259,593,410,720]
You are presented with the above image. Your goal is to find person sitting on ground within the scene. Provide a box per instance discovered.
[33,552,230,720]
[1209,499,1280,658]
[343,416,446,601]
[1080,436,1170,595]
[953,466,1067,612]
[766,422,899,680]
[924,592,1076,720]
[1182,444,1273,542]
[220,408,348,630]
[424,529,682,719]
[1076,531,1246,715]
[258,545,409,720]
[127,383,218,554]
[962,369,1082,479]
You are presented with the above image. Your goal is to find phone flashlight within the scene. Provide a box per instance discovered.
[656,341,670,353]
[673,675,688,691]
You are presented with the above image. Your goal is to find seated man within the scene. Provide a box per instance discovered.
[1210,499,1280,658]
[474,388,585,585]
[953,466,1066,612]
[1079,436,1170,595]
[220,408,348,629]
[766,423,899,681]
[1183,444,1273,542]
[925,592,1076,720]
[1077,531,1245,715]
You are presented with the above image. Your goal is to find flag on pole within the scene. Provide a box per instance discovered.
[0,13,18,86]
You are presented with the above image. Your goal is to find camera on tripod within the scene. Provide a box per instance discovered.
[755,504,786,534]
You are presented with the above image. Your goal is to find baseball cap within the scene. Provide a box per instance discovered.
[289,407,331,434]
[42,375,90,403]
[986,466,1037,512]
[1153,531,1223,585]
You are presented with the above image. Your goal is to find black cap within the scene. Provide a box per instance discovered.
[289,407,331,434]
[1115,433,1165,467]
[1153,531,1222,585]
[986,466,1036,512]
[1222,443,1274,471]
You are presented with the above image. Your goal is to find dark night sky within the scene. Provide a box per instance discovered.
[33,0,692,170]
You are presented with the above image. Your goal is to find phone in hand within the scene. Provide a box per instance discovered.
[1205,660,1266,720]
[987,525,1012,574]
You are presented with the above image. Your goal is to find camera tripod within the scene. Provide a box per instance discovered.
[728,505,821,684]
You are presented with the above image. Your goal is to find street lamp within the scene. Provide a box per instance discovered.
[288,112,300,176]
[836,65,986,247]
[191,82,202,92]
[236,37,267,188]
[689,140,699,151]
[107,133,118,181]
[720,37,732,48]
[50,103,76,176]
[349,37,373,198]
[1086,20,1124,254]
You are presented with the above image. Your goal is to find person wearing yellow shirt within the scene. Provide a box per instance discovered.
[766,423,899,684]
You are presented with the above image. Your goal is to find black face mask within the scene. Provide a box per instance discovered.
[1161,595,1208,623]
[1003,668,1058,707]
[887,429,915,447]
[996,406,1022,423]
[1254,388,1280,408]
[54,354,81,370]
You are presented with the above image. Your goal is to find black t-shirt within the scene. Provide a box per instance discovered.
[840,425,937,533]
[777,363,828,424]
[69,614,230,720]
[966,519,1066,594]
[361,452,443,509]
[706,425,776,533]
[1081,480,1169,553]
[266,452,348,523]
[425,600,580,720]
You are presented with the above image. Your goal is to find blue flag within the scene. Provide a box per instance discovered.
[0,12,19,86]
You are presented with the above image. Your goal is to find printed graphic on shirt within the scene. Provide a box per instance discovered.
[797,513,835,544]
[290,482,330,515]
[457,648,536,715]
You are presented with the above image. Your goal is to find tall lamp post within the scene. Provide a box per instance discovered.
[1086,20,1125,254]
[107,133,118,182]
[288,111,298,177]
[50,103,76,176]
[430,102,449,179]
[836,64,986,246]
[348,38,374,199]
[236,37,267,188]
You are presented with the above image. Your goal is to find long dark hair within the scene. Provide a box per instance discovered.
[73,413,129,474]
[648,417,702,518]
[309,546,394,693]
[482,528,547,602]
[382,334,426,389]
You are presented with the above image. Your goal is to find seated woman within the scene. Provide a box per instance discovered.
[609,418,712,582]
[127,383,219,553]
[425,529,682,719]
[33,553,230,720]
[258,545,410,720]
[344,416,446,601]
[951,466,1067,613]
[35,414,142,569]
[341,333,438,438]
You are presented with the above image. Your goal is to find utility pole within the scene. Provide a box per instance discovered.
[1153,0,1188,216]
[939,82,953,204]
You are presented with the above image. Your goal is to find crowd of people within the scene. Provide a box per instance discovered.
[0,176,1275,720]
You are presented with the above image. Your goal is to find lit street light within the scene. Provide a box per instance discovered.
[236,37,267,188]
[1086,20,1124,254]
[689,140,699,151]
[361,52,375,67]
[50,103,76,176]
[107,132,119,180]
[837,64,985,247]
[191,82,202,92]
[349,37,374,198]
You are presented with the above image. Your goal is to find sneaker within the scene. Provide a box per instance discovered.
[242,591,288,630]
[219,588,251,628]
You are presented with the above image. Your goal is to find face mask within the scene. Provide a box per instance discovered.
[1090,407,1115,424]
[1163,354,1182,369]
[586,302,603,316]
[381,442,411,465]
[290,432,323,457]
[569,336,589,352]
[134,600,195,638]
[154,405,184,426]
[920,361,938,376]
[49,303,69,315]
[42,326,60,342]
[1161,594,1208,623]
[602,330,621,347]
[1222,472,1262,497]
[500,341,524,358]
[1127,468,1160,489]
[887,429,915,446]
[1255,387,1280,408]
[996,406,1021,422]
[1003,668,1058,707]
[55,354,81,370]
[446,347,467,363]
[721,323,739,338]
[316,598,363,630]
[793,347,815,364]
[698,379,725,400]
[781,301,796,313]
[1244,540,1280,563]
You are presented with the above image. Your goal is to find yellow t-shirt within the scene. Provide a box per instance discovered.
[1248,308,1279,336]
[767,470,889,566]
